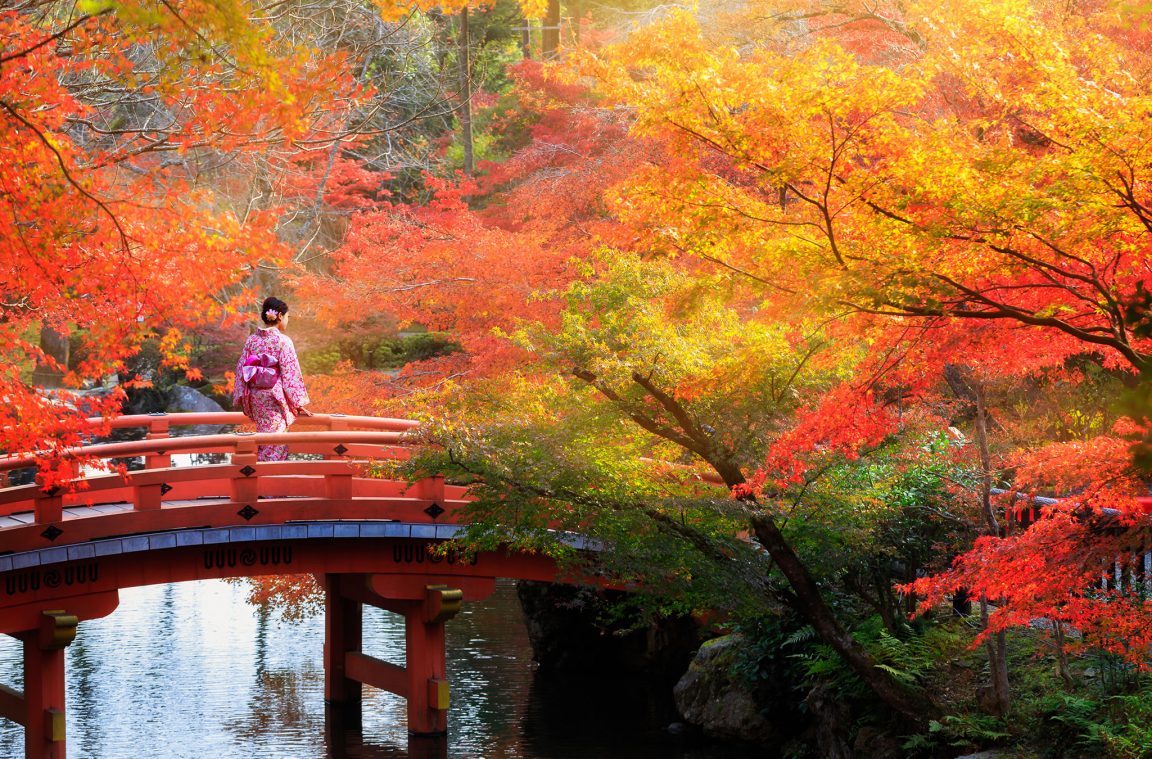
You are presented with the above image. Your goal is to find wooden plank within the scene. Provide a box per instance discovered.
[0,682,26,726]
[345,651,408,697]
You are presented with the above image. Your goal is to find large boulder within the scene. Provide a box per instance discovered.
[166,384,225,414]
[672,634,777,745]
[164,385,228,437]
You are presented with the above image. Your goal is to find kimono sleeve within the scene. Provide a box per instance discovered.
[232,335,254,409]
[279,335,310,411]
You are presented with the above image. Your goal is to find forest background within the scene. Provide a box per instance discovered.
[4,0,1152,755]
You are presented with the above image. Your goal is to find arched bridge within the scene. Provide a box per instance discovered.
[0,412,587,758]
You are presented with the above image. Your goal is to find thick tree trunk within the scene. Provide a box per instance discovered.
[749,513,937,725]
[519,17,531,59]
[1053,619,1074,689]
[569,0,583,44]
[31,325,69,388]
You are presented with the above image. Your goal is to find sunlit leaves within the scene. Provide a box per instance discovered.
[576,3,1152,375]
[0,0,351,467]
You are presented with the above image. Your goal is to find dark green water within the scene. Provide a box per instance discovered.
[0,579,752,758]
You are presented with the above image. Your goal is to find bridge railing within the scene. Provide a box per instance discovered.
[87,411,418,442]
[0,414,457,544]
[1,413,422,472]
[88,411,420,432]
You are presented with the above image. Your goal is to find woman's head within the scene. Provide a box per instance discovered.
[261,296,289,326]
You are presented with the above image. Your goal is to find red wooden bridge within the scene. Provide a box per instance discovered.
[0,412,584,758]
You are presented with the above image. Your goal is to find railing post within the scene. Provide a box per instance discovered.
[412,475,445,503]
[231,435,259,504]
[326,471,353,501]
[133,482,162,511]
[33,484,62,525]
[145,414,171,470]
[324,414,349,461]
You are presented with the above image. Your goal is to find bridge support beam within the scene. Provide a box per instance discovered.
[323,574,363,715]
[323,574,470,737]
[0,610,78,759]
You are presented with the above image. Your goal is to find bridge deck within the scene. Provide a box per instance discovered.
[0,500,219,529]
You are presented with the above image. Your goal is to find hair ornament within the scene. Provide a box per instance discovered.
[265,309,280,321]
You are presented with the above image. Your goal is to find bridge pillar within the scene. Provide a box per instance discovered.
[323,574,363,715]
[322,574,466,737]
[0,611,77,759]
[402,585,461,735]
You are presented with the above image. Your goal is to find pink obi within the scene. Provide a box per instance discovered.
[240,353,279,389]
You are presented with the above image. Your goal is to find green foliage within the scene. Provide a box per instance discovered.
[784,430,958,552]
[727,616,810,690]
[300,347,343,375]
[902,714,1011,753]
[507,250,847,471]
[404,377,777,617]
[787,616,935,699]
[1035,685,1152,759]
[301,331,460,374]
[445,127,504,168]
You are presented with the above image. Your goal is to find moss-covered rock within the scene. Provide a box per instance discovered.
[673,634,779,745]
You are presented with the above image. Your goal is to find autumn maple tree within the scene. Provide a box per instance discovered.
[292,58,647,403]
[1,0,555,479]
[1,0,352,476]
[293,0,1152,727]
[558,0,1152,712]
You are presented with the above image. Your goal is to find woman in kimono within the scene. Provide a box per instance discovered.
[233,296,313,461]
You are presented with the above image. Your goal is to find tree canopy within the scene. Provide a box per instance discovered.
[9,0,1152,749]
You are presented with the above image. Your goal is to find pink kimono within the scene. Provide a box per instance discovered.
[233,327,310,461]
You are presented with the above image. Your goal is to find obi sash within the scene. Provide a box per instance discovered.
[240,353,279,389]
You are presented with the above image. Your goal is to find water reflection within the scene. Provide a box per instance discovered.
[0,579,759,758]
[0,580,533,758]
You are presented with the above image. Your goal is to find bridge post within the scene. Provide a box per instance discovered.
[323,575,463,737]
[403,585,461,735]
[323,574,363,715]
[144,415,171,469]
[230,437,259,504]
[0,611,77,759]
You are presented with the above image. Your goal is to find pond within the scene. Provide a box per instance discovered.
[0,578,756,758]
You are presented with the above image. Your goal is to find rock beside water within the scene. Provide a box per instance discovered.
[672,634,778,745]
[166,384,225,414]
[163,385,227,436]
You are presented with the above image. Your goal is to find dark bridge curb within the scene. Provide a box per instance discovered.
[0,521,597,574]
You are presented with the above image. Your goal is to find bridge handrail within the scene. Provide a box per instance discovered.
[83,412,420,433]
[0,430,418,474]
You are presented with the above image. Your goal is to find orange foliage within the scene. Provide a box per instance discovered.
[1,1,355,475]
[294,60,648,404]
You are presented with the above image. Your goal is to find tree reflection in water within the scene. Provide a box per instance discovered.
[0,578,763,757]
